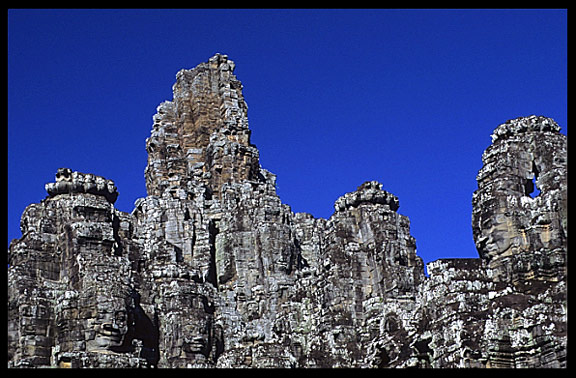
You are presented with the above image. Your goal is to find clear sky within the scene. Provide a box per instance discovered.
[8,9,567,266]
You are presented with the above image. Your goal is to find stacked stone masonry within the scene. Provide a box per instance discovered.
[8,54,567,368]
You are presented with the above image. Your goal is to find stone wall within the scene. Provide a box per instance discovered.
[7,54,567,368]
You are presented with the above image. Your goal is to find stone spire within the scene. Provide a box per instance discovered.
[144,53,263,199]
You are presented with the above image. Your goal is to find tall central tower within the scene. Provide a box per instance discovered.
[144,53,263,199]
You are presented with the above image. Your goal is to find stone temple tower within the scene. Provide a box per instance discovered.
[8,55,566,368]
[472,115,567,286]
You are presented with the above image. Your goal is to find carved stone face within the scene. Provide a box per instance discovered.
[182,322,210,355]
[181,294,213,358]
[477,211,512,261]
[88,298,129,351]
[478,210,532,261]
[482,212,514,257]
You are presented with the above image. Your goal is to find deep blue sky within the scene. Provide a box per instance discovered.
[8,9,567,266]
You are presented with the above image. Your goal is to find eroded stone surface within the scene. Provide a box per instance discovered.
[472,115,567,285]
[8,54,566,368]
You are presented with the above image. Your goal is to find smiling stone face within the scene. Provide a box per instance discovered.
[87,297,129,352]
[476,209,533,262]
[94,311,128,348]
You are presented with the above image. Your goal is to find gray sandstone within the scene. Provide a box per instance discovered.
[8,54,567,368]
